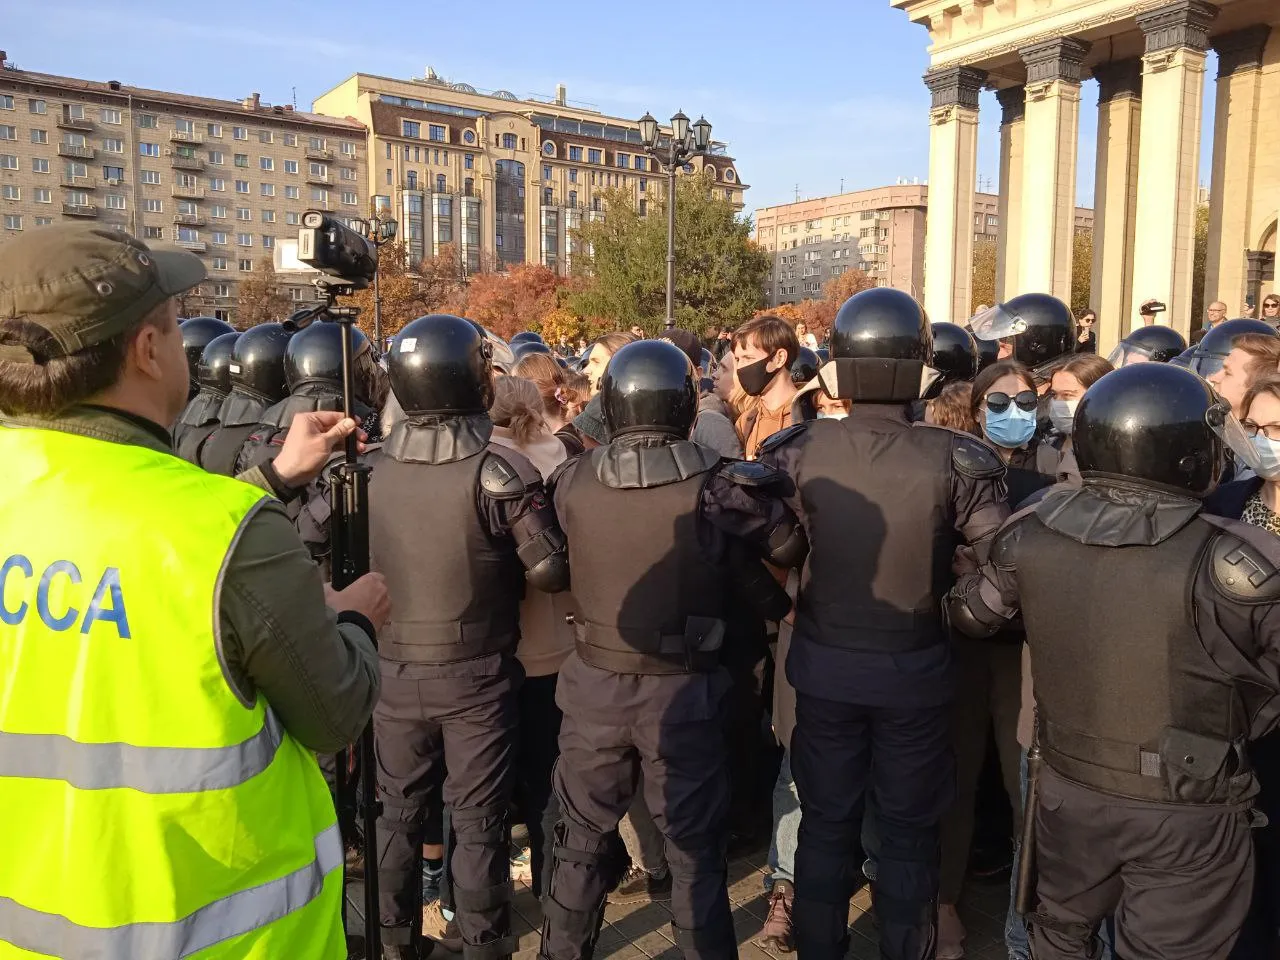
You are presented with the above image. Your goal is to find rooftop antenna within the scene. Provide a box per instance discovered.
[292,86,297,110]
[840,178,845,193]
[794,183,801,203]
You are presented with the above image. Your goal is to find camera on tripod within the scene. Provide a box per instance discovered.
[296,211,378,291]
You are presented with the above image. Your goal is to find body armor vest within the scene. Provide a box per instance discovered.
[235,390,347,475]
[173,389,225,465]
[368,422,526,665]
[200,391,268,477]
[561,444,728,675]
[1020,514,1253,804]
[794,412,957,653]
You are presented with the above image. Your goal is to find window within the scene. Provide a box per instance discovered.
[212,231,228,245]
[213,309,230,321]
[0,126,15,141]
[310,188,328,204]
[386,168,393,186]
[262,235,275,249]
[543,187,552,206]
[33,187,51,203]
[501,133,517,150]
[435,174,446,194]
[34,217,52,226]
[260,157,274,171]
[639,198,647,217]
[1,185,19,200]
[341,140,356,156]
[25,129,49,147]
[284,133,297,147]
[177,226,199,243]
[588,149,602,165]
[634,156,646,171]
[3,215,21,231]
[237,233,252,247]
[236,207,251,221]
[211,204,227,218]
[212,257,228,271]
[235,180,249,194]
[309,162,327,178]
[284,159,298,174]
[141,170,160,184]
[341,191,357,205]
[64,133,87,149]
[568,146,582,162]
[285,185,299,200]
[402,120,421,138]
[987,215,999,227]
[207,122,223,138]
[341,167,356,181]
[638,177,646,192]
[616,153,629,168]
[103,137,123,153]
[234,154,248,168]
[177,200,197,216]
[568,190,577,208]
[139,142,159,157]
[65,161,88,179]
[308,137,325,151]
[141,226,163,240]
[258,130,273,144]
[144,199,163,213]
[209,177,225,191]
[65,190,90,207]
[214,284,231,299]
[0,96,12,110]
[138,114,157,128]
[542,164,552,181]
[233,127,247,140]
[238,258,253,272]
[290,287,306,302]
[32,158,48,173]
[174,118,195,135]
[103,165,124,181]
[429,124,446,142]
[261,209,275,223]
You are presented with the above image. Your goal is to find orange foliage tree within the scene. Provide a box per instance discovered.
[463,263,573,340]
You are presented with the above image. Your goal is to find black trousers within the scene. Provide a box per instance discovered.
[374,665,520,960]
[1032,767,1254,960]
[790,693,953,960]
[517,672,563,898]
[541,674,735,960]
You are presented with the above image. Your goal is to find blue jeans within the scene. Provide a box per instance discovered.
[767,752,802,887]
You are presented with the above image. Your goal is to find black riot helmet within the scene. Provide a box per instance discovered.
[819,288,931,402]
[1169,347,1196,369]
[974,336,999,373]
[930,322,979,384]
[699,348,714,377]
[1107,325,1187,367]
[197,331,240,396]
[284,321,385,406]
[511,339,554,364]
[601,340,698,440]
[1074,362,1228,498]
[1187,318,1278,378]
[972,293,1074,376]
[389,314,494,416]
[180,316,235,393]
[791,346,820,386]
[229,322,292,403]
[814,347,830,365]
[510,331,545,346]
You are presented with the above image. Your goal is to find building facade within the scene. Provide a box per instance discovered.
[312,71,745,274]
[756,183,1092,307]
[0,58,368,323]
[890,0,1280,353]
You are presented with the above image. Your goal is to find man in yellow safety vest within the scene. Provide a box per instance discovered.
[0,223,390,959]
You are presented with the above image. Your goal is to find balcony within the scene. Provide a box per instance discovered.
[169,130,204,145]
[63,203,98,217]
[60,176,97,190]
[57,144,95,160]
[305,173,331,187]
[305,147,333,161]
[173,213,205,226]
[169,154,205,171]
[171,184,205,199]
[175,239,207,252]
[57,115,93,132]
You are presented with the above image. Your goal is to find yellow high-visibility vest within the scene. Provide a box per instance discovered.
[0,426,345,960]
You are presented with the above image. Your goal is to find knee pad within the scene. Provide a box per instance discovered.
[663,831,726,875]
[377,794,426,831]
[452,801,508,847]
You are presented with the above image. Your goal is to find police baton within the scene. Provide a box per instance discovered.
[1015,712,1042,918]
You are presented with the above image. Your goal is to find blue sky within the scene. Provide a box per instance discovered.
[7,0,1216,216]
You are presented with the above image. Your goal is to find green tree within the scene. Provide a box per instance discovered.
[569,178,770,337]
[235,258,293,329]
[971,239,997,314]
[1192,203,1210,324]
[1071,228,1093,319]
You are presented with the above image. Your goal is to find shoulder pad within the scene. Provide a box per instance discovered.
[991,510,1035,571]
[1209,530,1280,605]
[479,451,528,500]
[758,422,808,456]
[546,454,579,494]
[952,435,1006,480]
[719,459,784,489]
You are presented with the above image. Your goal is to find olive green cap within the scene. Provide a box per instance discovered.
[0,223,206,363]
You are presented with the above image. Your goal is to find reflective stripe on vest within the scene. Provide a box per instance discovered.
[0,426,344,959]
[0,821,342,959]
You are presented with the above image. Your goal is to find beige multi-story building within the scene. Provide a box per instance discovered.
[890,0,1280,353]
[313,70,746,274]
[756,184,1092,307]
[0,55,367,323]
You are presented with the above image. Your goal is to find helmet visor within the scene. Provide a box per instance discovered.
[1206,401,1261,473]
[1106,343,1156,368]
[969,304,1027,342]
[1188,348,1227,379]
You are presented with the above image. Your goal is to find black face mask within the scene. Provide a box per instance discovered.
[737,356,777,397]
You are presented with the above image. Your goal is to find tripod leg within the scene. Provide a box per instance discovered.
[362,721,382,960]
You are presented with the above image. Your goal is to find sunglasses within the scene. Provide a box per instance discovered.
[985,390,1039,414]
[1080,318,1096,325]
[1264,301,1280,310]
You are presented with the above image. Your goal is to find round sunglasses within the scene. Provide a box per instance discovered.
[985,390,1039,414]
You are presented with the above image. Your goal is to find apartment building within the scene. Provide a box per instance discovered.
[313,70,745,274]
[756,183,1093,307]
[0,56,367,323]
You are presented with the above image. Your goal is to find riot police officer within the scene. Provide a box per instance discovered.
[178,315,234,400]
[173,330,238,464]
[972,293,1075,381]
[199,322,292,476]
[756,287,1010,960]
[1187,317,1279,379]
[930,322,979,386]
[540,339,805,960]
[369,314,570,960]
[1106,324,1187,366]
[947,362,1280,959]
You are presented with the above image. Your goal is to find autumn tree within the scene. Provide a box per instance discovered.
[1071,228,1093,319]
[971,239,998,314]
[1192,203,1210,324]
[340,241,465,342]
[570,179,770,337]
[235,258,293,329]
[464,263,569,340]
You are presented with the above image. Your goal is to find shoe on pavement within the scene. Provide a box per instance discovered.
[755,879,794,953]
[607,866,673,905]
[422,900,464,952]
[937,902,966,960]
[381,944,423,960]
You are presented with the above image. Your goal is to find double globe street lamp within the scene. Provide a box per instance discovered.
[349,212,399,350]
[638,110,713,330]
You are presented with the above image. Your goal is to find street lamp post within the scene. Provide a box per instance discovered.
[639,110,713,330]
[356,213,399,351]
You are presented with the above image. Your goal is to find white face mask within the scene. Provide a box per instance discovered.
[1251,434,1280,480]
[817,410,847,420]
[1049,398,1078,435]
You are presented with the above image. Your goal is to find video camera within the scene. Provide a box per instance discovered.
[295,211,378,290]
